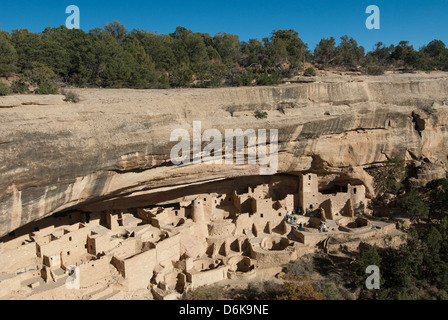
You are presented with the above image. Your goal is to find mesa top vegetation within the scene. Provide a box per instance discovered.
[0,21,447,92]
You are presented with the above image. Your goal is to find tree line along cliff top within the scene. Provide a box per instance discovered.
[1,22,448,95]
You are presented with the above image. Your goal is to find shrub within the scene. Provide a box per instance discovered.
[222,280,284,300]
[184,285,225,300]
[24,62,56,86]
[350,243,382,285]
[230,73,255,87]
[304,67,316,76]
[276,275,326,300]
[35,81,58,95]
[62,90,80,103]
[0,82,11,96]
[10,80,29,94]
[430,179,448,219]
[366,65,385,75]
[403,186,429,221]
[284,257,314,277]
[227,106,237,117]
[254,110,268,119]
[375,157,407,195]
[316,282,343,300]
[240,281,284,300]
[436,290,448,300]
[255,71,282,86]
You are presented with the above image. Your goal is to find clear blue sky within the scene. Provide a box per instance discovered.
[0,0,447,51]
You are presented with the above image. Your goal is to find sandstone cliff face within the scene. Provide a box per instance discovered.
[1,72,448,237]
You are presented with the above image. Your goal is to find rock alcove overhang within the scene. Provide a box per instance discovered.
[1,72,448,237]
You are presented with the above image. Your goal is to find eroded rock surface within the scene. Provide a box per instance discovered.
[1,72,448,237]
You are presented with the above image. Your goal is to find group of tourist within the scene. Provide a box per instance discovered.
[285,211,296,224]
[285,209,328,233]
[285,210,304,231]
[319,222,327,233]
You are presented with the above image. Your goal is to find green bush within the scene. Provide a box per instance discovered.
[256,71,282,86]
[10,80,29,94]
[317,282,343,300]
[350,243,382,285]
[62,90,80,103]
[35,81,58,95]
[254,110,268,119]
[24,62,56,87]
[232,73,255,87]
[0,82,11,96]
[184,285,225,300]
[403,186,429,221]
[436,290,448,300]
[430,179,448,220]
[304,67,316,76]
[0,25,447,90]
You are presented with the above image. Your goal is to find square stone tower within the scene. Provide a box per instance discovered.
[299,173,320,212]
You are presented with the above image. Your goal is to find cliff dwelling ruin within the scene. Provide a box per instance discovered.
[0,173,399,300]
[1,72,447,300]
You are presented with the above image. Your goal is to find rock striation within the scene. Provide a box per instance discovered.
[1,72,448,237]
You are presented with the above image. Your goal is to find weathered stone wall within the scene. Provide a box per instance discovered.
[78,256,111,288]
[187,266,228,290]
